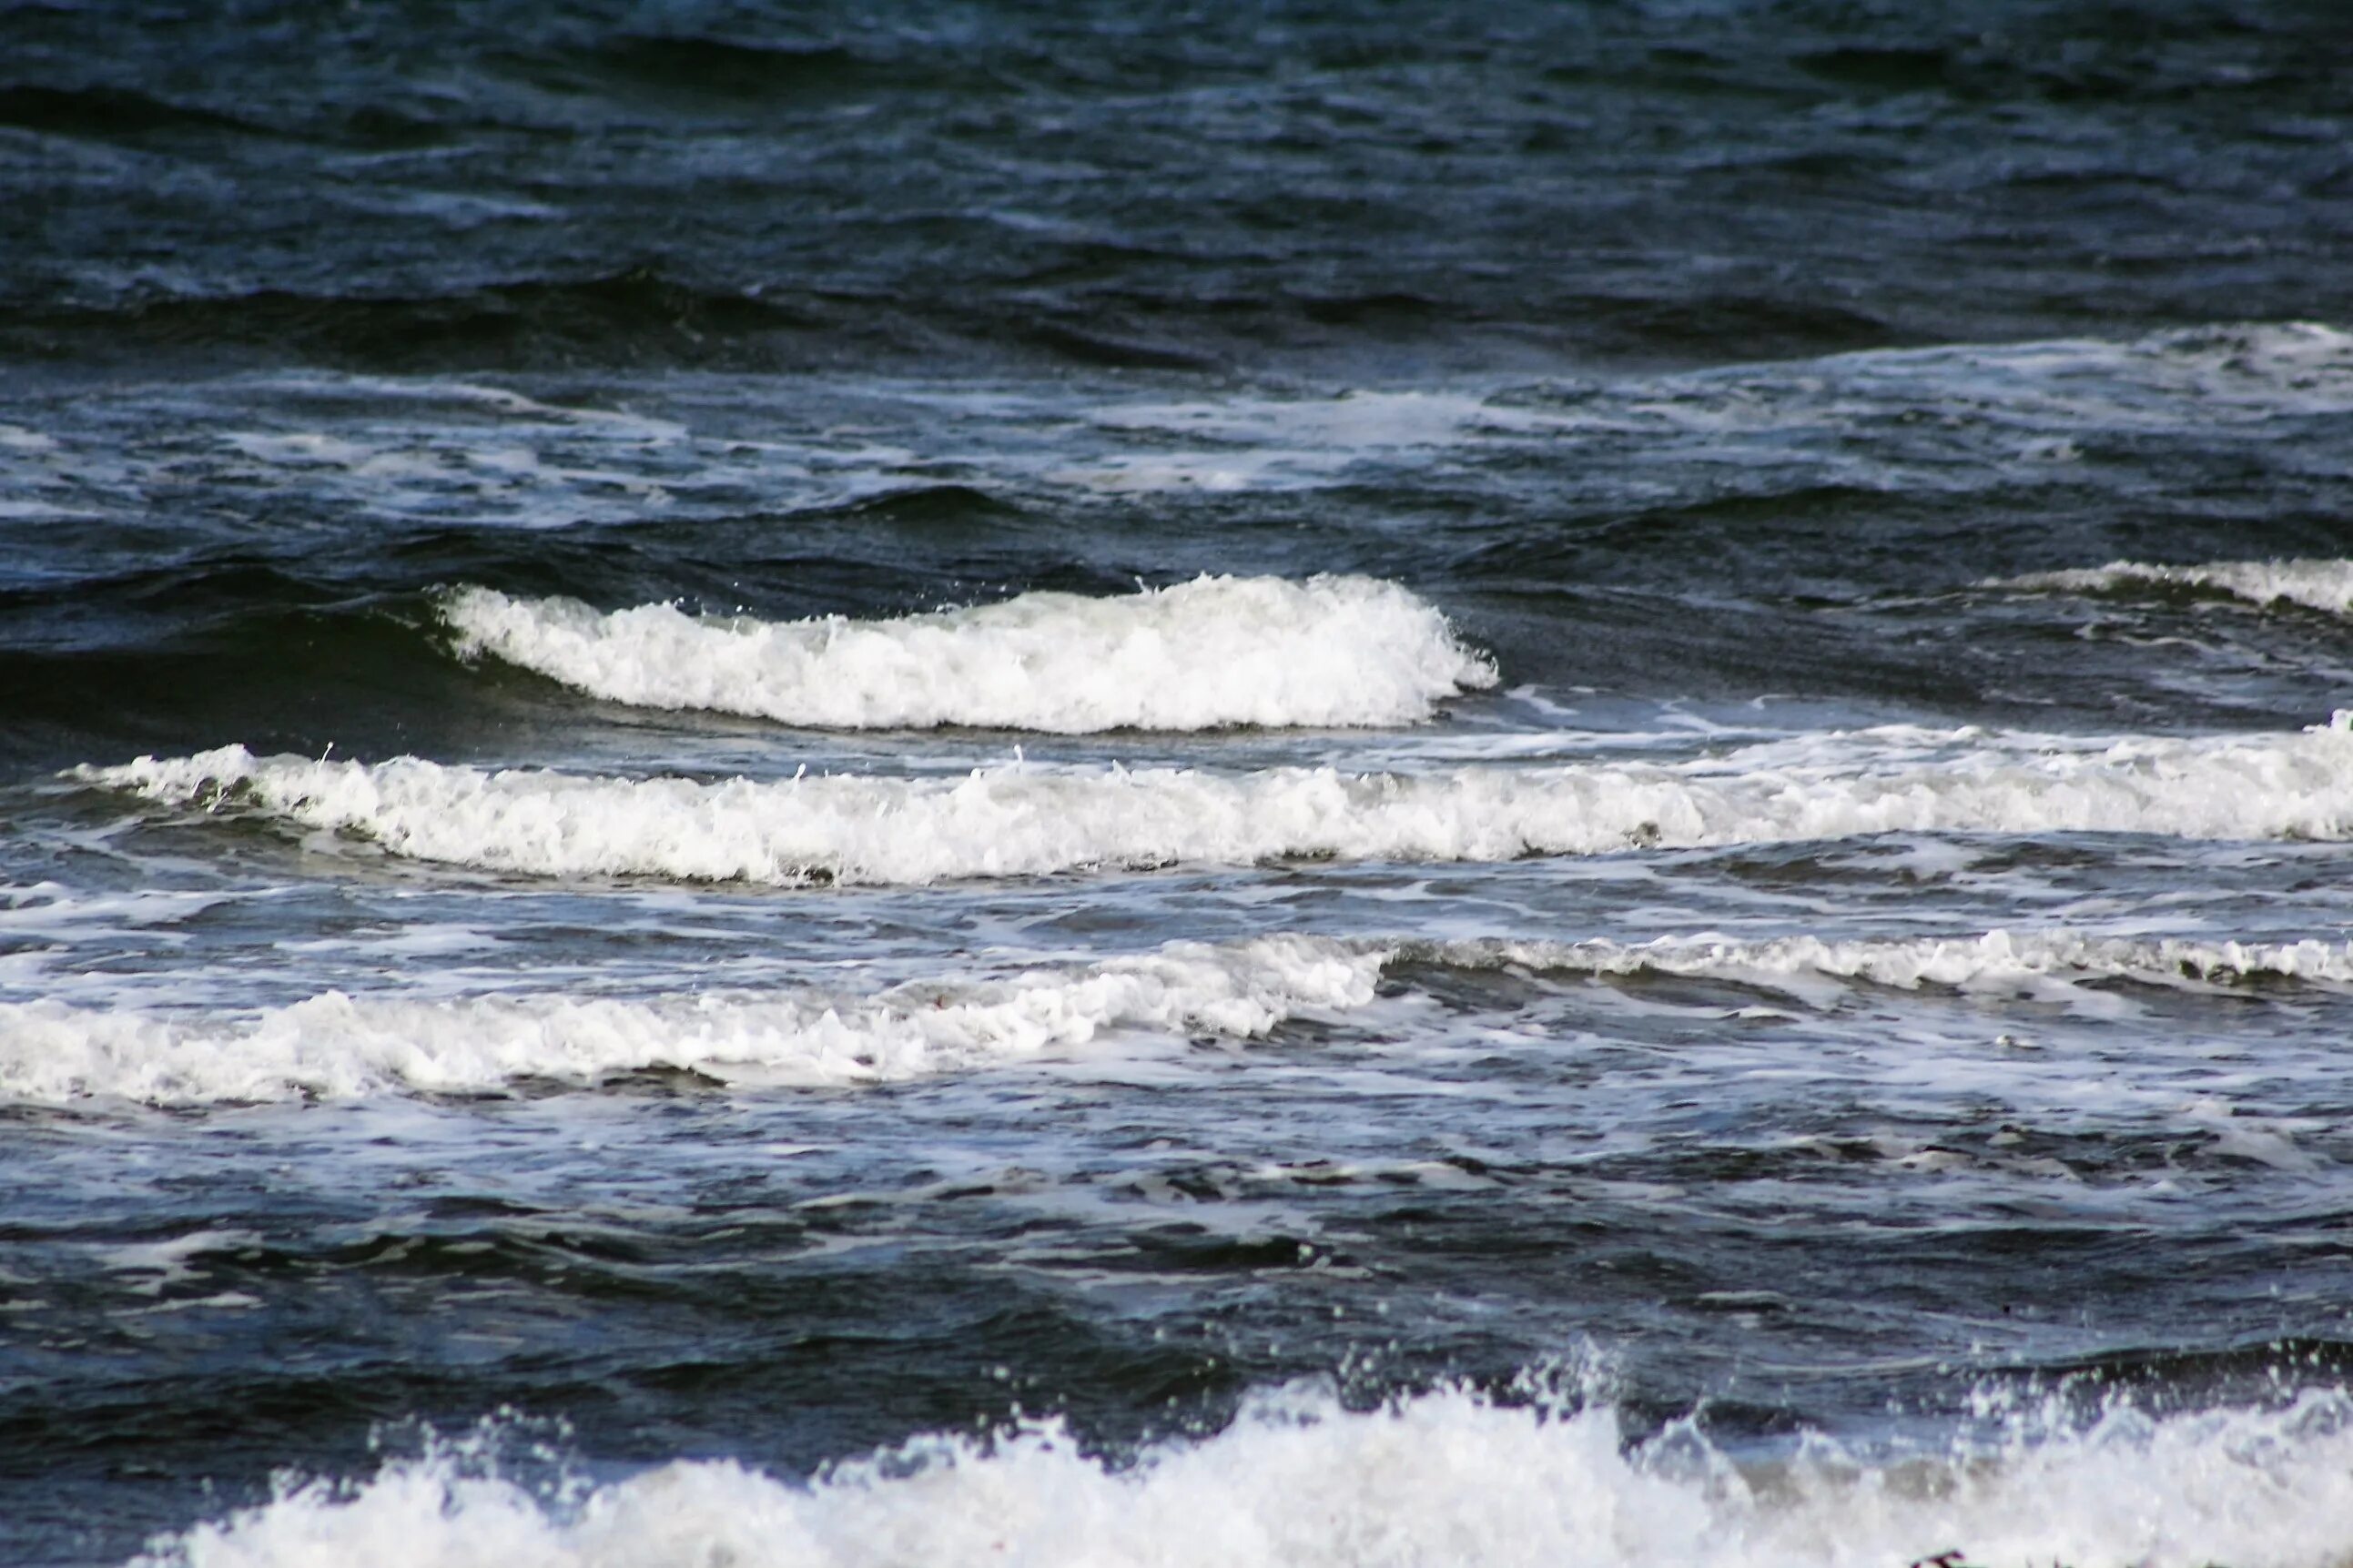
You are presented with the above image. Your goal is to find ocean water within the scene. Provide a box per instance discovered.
[5,3,2353,1564]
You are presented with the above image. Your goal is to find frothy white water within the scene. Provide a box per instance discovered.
[15,925,2348,1105]
[1998,557,2353,616]
[441,575,1496,733]
[135,1382,2353,1568]
[0,936,1378,1105]
[83,716,2353,886]
[1418,929,2353,1003]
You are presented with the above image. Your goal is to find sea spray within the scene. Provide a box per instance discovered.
[441,575,1497,733]
[134,1381,2353,1568]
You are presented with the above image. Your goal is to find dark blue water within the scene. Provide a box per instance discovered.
[5,5,2353,1564]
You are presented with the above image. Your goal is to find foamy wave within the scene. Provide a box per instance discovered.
[1415,929,2353,1000]
[441,575,1496,733]
[0,936,1378,1105]
[17,926,2346,1104]
[1999,557,2353,616]
[82,717,2353,886]
[133,1382,2353,1568]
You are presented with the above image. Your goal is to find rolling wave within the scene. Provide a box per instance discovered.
[1998,557,2353,616]
[441,574,1496,733]
[14,927,2348,1107]
[132,1381,2353,1568]
[1414,928,2353,996]
[0,936,1377,1106]
[80,716,2353,886]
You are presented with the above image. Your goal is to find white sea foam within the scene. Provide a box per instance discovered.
[1998,557,2353,617]
[81,715,2353,886]
[132,1381,2353,1568]
[0,936,1377,1106]
[14,926,2346,1106]
[440,575,1496,733]
[1417,929,2353,1003]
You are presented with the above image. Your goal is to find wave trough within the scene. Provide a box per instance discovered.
[441,575,1497,733]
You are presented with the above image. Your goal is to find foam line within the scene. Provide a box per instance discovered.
[1413,929,2353,995]
[133,1382,2353,1568]
[14,927,2349,1106]
[81,715,2353,886]
[441,575,1497,732]
[0,936,1378,1106]
[1997,557,2353,616]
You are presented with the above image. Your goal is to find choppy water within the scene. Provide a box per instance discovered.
[5,4,2353,1565]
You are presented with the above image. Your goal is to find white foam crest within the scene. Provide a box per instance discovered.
[81,716,2353,886]
[2000,557,2353,616]
[0,936,1376,1106]
[1417,929,2353,1000]
[134,1382,2353,1568]
[441,574,1496,733]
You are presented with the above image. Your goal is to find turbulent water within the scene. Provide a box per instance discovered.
[6,3,2353,1565]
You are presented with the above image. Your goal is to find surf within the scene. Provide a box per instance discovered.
[79,715,2353,887]
[441,574,1497,733]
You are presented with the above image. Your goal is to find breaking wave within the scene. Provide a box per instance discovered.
[133,1381,2353,1568]
[80,716,2353,887]
[17,925,2353,1107]
[0,936,1376,1106]
[1997,557,2353,616]
[441,574,1497,732]
[1415,927,2353,1004]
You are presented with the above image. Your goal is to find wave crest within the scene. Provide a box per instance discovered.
[441,574,1497,733]
[134,1381,2353,1568]
[1415,929,2353,998]
[0,936,1376,1106]
[1996,557,2353,616]
[15,925,2353,1105]
[79,718,2353,887]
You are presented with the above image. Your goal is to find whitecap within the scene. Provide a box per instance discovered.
[1995,557,2353,617]
[79,715,2353,887]
[1413,928,2353,1005]
[132,1381,2353,1568]
[440,574,1496,733]
[0,936,1379,1105]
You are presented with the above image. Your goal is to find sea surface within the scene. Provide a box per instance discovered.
[5,3,2353,1564]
